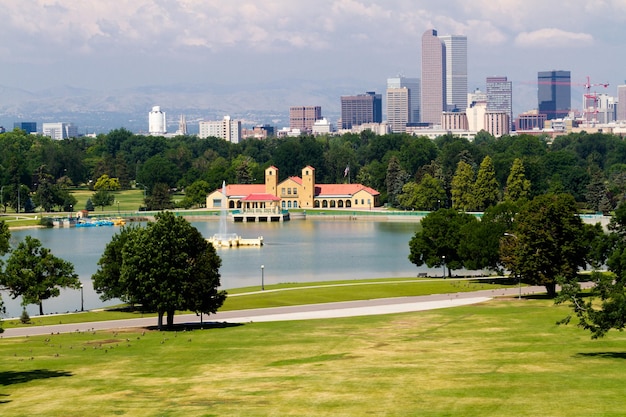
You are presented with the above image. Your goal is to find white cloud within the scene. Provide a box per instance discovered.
[515,28,594,48]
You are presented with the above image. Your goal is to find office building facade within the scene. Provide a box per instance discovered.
[486,76,513,130]
[198,116,241,143]
[440,35,468,112]
[13,122,37,134]
[421,29,445,125]
[386,87,410,133]
[42,122,78,140]
[538,70,571,120]
[387,76,420,123]
[617,85,626,122]
[289,106,322,132]
[340,92,382,129]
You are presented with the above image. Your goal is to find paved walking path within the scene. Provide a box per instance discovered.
[1,285,552,339]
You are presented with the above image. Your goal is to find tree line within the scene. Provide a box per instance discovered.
[2,127,626,212]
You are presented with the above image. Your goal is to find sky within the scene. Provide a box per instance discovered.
[2,0,626,117]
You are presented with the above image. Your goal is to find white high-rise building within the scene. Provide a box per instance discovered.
[439,35,468,112]
[198,116,241,143]
[148,106,167,136]
[387,76,420,123]
[42,122,78,140]
[386,87,410,133]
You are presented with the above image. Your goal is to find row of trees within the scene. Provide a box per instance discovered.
[3,127,626,213]
[407,192,626,339]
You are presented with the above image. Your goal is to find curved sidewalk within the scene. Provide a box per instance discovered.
[1,286,543,338]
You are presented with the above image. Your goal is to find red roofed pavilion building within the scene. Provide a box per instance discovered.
[206,166,380,217]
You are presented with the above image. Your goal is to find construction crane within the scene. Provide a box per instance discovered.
[582,76,609,127]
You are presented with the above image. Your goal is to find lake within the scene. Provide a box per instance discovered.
[2,217,428,318]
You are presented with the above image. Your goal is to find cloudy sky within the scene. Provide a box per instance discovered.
[2,0,626,116]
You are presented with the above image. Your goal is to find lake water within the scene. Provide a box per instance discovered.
[2,218,430,318]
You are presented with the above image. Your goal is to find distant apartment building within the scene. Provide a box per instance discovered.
[387,76,420,123]
[289,106,322,132]
[13,121,37,134]
[538,70,571,120]
[148,106,167,135]
[468,88,487,107]
[485,111,510,137]
[312,118,333,135]
[441,111,468,131]
[242,124,274,140]
[386,87,410,133]
[42,122,78,140]
[198,116,241,143]
[516,110,547,130]
[486,76,513,130]
[340,92,382,129]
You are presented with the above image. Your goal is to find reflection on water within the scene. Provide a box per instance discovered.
[2,218,425,318]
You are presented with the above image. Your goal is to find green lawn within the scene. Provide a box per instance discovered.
[1,298,625,416]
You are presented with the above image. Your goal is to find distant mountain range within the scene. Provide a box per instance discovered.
[0,79,373,134]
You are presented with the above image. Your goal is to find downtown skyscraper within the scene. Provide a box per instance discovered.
[420,30,467,125]
[538,70,571,120]
[486,76,513,130]
[440,34,467,112]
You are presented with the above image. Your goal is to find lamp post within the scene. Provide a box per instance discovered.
[117,200,120,215]
[442,255,446,279]
[80,283,84,312]
[503,233,521,300]
[1,185,4,213]
[261,265,265,291]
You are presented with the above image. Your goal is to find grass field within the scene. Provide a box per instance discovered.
[1,297,625,416]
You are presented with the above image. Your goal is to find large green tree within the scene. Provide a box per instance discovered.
[408,208,478,277]
[451,160,475,211]
[501,193,589,298]
[2,236,80,315]
[504,158,531,202]
[473,155,500,211]
[557,203,626,338]
[92,212,226,329]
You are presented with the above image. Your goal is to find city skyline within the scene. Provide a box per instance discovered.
[1,1,625,131]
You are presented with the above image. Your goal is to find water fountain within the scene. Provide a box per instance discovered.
[207,181,263,248]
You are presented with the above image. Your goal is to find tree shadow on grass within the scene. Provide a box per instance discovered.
[0,370,73,404]
[576,352,626,360]
[145,321,244,332]
[0,369,73,387]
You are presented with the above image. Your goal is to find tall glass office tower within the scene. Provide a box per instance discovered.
[538,70,571,120]
[440,35,468,112]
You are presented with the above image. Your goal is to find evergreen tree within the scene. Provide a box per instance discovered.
[451,160,474,211]
[385,156,409,207]
[585,170,607,212]
[504,158,531,202]
[473,155,500,211]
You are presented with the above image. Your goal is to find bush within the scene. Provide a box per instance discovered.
[20,309,31,324]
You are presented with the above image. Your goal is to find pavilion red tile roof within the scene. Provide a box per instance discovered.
[241,193,281,202]
[315,183,379,197]
[223,184,265,197]
[213,180,378,199]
